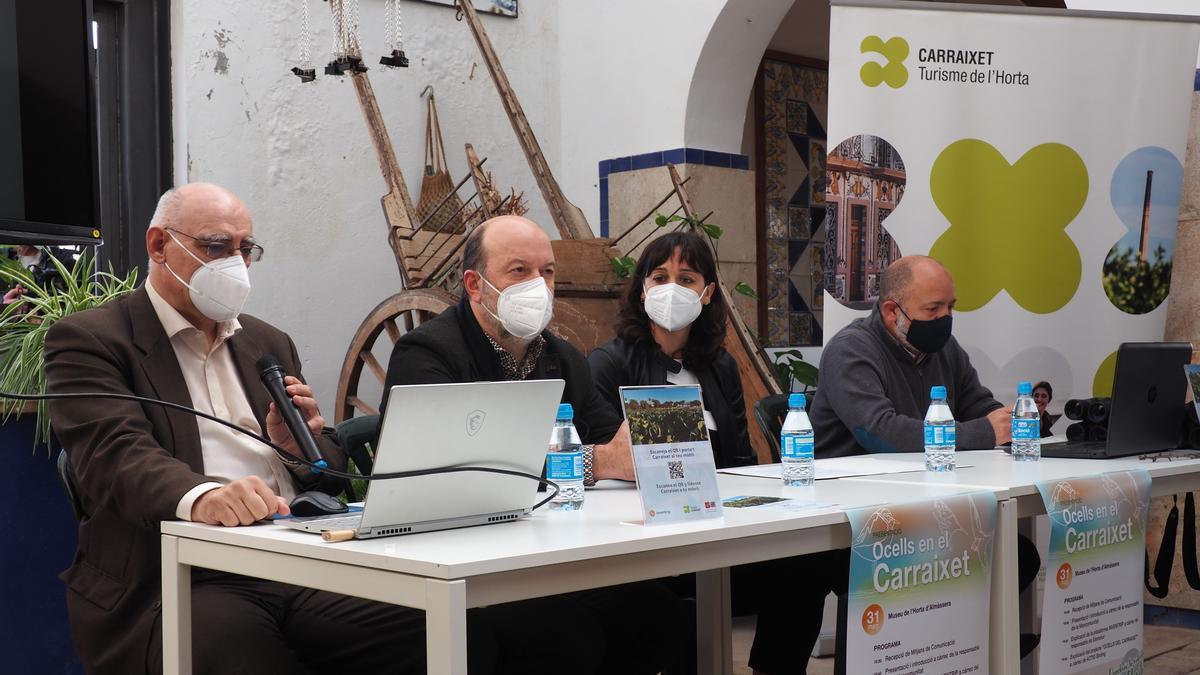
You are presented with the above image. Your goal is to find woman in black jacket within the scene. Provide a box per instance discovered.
[588,231,754,469]
[588,231,825,675]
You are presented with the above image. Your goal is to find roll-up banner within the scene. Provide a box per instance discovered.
[826,0,1200,408]
[845,491,997,674]
[1036,470,1152,674]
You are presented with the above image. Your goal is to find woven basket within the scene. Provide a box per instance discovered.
[416,94,466,234]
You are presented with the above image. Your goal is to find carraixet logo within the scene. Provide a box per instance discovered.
[860,35,909,88]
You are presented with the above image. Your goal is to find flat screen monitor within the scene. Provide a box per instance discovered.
[0,0,102,246]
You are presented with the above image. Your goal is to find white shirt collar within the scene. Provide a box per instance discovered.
[145,277,241,343]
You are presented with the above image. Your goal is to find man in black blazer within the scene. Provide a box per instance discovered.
[45,184,595,674]
[383,215,689,674]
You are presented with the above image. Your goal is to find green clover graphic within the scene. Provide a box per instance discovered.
[929,139,1087,313]
[1093,350,1117,398]
[860,36,909,88]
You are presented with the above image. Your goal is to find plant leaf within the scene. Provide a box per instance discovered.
[700,222,723,239]
[773,363,792,392]
[733,282,757,299]
[790,360,819,387]
[610,256,636,279]
[654,213,668,227]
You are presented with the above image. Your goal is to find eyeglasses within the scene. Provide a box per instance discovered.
[166,227,264,262]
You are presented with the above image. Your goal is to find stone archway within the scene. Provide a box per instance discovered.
[683,0,792,153]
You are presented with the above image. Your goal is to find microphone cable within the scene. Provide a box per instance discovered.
[2,390,562,510]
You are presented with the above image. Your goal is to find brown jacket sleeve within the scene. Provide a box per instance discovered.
[45,309,213,527]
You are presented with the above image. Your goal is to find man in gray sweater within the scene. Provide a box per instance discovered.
[809,255,1040,662]
[811,255,1011,457]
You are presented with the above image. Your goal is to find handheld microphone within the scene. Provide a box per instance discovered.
[256,355,327,472]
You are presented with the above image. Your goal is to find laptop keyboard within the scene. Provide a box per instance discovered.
[297,515,362,530]
[1042,440,1106,457]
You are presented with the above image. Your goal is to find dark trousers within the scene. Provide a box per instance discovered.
[752,549,850,675]
[147,570,683,675]
[659,550,849,675]
[569,580,689,674]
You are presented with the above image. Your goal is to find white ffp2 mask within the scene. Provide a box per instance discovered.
[643,283,704,332]
[164,230,252,322]
[481,275,554,339]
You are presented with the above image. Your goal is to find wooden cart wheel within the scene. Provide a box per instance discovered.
[334,288,458,423]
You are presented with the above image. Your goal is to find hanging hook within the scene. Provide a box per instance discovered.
[455,7,464,21]
[420,85,434,99]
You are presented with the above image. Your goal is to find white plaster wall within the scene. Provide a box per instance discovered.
[173,0,561,413]
[556,0,727,231]
[684,0,792,154]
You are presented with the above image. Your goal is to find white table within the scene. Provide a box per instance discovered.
[838,449,1200,675]
[160,476,976,675]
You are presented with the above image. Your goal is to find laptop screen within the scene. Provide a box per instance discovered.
[1103,342,1190,455]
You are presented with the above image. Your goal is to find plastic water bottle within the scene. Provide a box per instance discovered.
[1011,381,1041,461]
[546,403,585,511]
[924,386,956,472]
[781,393,815,486]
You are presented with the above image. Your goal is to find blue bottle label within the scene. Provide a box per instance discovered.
[782,436,814,461]
[546,451,583,482]
[924,423,955,446]
[1011,418,1038,441]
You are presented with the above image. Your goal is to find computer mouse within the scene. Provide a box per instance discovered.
[289,491,349,517]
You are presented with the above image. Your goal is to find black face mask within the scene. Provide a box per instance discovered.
[898,306,953,354]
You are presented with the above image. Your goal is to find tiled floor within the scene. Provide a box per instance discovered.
[1142,625,1200,674]
[731,615,832,675]
[729,618,1200,674]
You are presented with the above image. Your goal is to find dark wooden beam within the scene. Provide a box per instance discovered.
[94,0,172,277]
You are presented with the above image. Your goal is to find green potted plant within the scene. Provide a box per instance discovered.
[0,248,137,675]
[0,250,139,450]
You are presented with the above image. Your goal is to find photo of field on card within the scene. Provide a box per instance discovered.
[723,495,788,508]
[620,385,708,445]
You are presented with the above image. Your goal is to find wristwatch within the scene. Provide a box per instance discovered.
[582,445,596,487]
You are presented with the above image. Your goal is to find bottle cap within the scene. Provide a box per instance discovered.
[788,393,806,409]
[556,403,574,420]
[930,386,947,399]
[1017,381,1032,395]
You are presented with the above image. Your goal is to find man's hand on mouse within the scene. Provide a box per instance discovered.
[191,476,290,526]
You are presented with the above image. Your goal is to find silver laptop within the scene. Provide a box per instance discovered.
[280,379,565,538]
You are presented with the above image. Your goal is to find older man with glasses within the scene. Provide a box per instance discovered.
[44,183,597,675]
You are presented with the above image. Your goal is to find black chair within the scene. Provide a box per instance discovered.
[752,393,847,669]
[56,448,85,522]
[752,394,790,463]
[336,415,380,501]
[753,392,818,463]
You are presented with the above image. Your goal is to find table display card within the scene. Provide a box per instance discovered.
[1036,470,1151,674]
[620,385,722,525]
[846,491,997,675]
[1186,364,1200,421]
